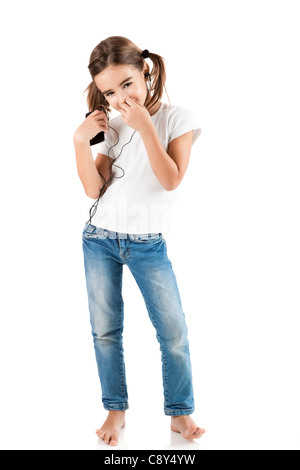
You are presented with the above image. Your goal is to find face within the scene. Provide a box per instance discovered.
[94,64,149,113]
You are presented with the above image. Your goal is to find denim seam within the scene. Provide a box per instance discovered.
[104,403,129,411]
[164,407,195,416]
[117,270,127,401]
[117,239,131,263]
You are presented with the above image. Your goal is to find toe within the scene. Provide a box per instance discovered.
[194,427,206,438]
[110,433,119,446]
[190,424,198,435]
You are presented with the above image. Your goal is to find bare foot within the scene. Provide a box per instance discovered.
[96,410,126,446]
[171,415,206,440]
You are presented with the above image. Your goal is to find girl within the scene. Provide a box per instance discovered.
[73,36,205,447]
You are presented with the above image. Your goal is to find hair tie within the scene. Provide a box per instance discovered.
[141,49,150,59]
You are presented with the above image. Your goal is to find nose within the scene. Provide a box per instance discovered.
[118,89,130,106]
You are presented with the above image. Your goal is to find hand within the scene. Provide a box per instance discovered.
[73,110,108,143]
[120,97,153,133]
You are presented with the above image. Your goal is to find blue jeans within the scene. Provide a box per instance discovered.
[82,222,195,416]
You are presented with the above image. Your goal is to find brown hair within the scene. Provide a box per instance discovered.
[84,36,170,115]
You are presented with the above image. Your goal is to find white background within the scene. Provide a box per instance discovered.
[0,0,299,450]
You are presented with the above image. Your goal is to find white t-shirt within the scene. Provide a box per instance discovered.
[89,101,201,234]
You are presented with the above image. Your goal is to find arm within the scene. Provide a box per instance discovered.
[73,137,103,198]
[140,123,194,191]
[167,130,194,189]
[120,97,194,191]
[73,110,109,198]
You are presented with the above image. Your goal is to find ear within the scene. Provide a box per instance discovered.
[143,65,150,75]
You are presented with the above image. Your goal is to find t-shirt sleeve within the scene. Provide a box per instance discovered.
[168,106,202,146]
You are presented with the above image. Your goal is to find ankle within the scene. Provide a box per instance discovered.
[172,415,190,419]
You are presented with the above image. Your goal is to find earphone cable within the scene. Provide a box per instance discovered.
[86,125,137,226]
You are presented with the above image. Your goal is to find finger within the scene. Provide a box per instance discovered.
[94,116,108,123]
[93,113,108,122]
[120,102,129,111]
[90,109,104,115]
[126,97,138,106]
[93,112,106,118]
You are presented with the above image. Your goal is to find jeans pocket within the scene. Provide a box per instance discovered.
[134,233,162,243]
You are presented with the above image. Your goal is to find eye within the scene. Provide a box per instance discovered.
[106,82,133,97]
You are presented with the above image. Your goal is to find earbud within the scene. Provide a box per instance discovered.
[144,73,152,92]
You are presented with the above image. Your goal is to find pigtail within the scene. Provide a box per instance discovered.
[144,52,171,115]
